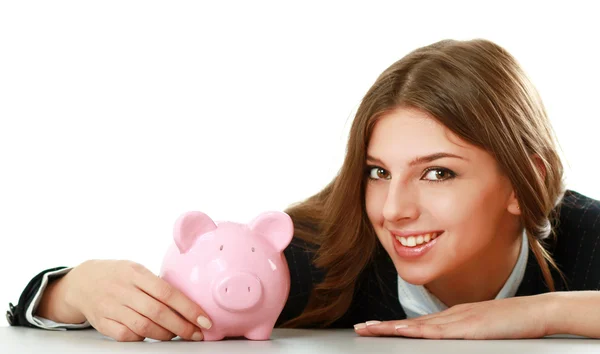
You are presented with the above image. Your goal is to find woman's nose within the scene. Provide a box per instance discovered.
[382,183,420,222]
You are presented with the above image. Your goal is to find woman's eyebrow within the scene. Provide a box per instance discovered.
[408,152,467,166]
[366,152,467,167]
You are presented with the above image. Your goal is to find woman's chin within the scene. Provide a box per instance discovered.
[393,263,439,286]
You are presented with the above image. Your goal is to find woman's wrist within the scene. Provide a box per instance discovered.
[36,272,87,324]
[538,292,559,336]
[541,291,579,336]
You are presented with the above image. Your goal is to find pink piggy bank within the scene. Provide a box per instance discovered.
[159,211,293,341]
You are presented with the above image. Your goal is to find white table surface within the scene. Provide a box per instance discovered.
[1,327,598,354]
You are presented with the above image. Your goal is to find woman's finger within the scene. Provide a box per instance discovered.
[131,266,212,331]
[112,305,176,341]
[408,303,474,322]
[95,317,145,342]
[356,309,469,337]
[394,322,460,339]
[124,287,203,341]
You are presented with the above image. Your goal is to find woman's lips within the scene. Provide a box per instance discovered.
[391,231,444,259]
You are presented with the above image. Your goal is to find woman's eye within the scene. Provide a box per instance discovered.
[367,166,390,180]
[422,168,456,182]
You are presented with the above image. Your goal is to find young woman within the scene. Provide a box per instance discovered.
[7,38,600,341]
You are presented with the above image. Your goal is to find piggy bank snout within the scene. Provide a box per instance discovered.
[213,272,263,312]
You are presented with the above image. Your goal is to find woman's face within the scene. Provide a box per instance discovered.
[365,106,522,288]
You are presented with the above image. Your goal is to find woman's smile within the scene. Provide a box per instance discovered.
[391,230,445,259]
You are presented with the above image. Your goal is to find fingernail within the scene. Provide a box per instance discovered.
[192,332,203,341]
[354,323,367,330]
[197,316,212,329]
[365,320,381,326]
[395,324,409,330]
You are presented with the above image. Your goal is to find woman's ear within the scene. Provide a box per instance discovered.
[507,190,521,216]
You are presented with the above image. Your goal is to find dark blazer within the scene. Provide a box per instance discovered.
[7,190,600,329]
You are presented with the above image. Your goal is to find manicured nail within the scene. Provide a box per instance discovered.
[354,323,367,330]
[395,324,409,330]
[197,316,212,329]
[365,320,381,326]
[192,331,204,341]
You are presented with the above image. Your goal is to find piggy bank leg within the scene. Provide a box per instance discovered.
[202,330,226,341]
[244,324,273,341]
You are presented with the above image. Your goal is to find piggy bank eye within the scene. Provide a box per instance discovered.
[220,245,223,251]
[251,247,255,252]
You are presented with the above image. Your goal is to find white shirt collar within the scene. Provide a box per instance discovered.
[397,231,529,318]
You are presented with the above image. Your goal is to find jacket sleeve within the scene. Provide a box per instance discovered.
[6,267,91,330]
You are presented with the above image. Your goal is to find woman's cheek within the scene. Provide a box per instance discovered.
[365,186,384,224]
[423,192,463,223]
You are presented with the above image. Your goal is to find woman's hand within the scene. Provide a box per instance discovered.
[45,260,212,342]
[354,294,554,339]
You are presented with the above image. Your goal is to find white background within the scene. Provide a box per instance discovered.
[1,1,599,325]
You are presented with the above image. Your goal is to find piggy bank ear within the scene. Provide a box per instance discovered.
[249,211,294,252]
[173,211,217,254]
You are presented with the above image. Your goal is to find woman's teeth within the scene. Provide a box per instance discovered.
[395,233,439,247]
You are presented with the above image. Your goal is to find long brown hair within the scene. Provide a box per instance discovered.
[281,39,565,328]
